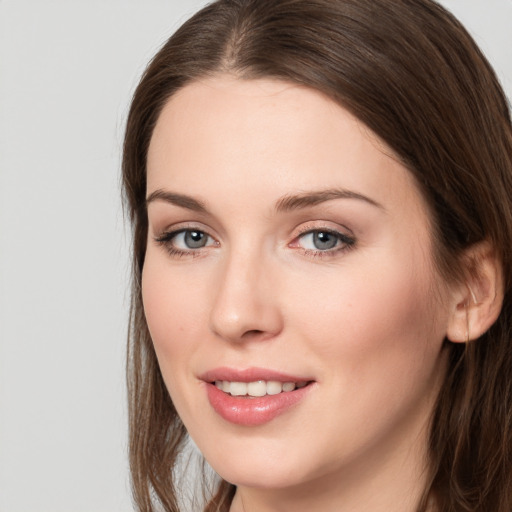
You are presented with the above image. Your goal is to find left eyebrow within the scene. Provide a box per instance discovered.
[146,189,208,213]
[275,188,384,212]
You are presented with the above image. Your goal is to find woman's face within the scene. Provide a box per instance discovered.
[143,77,454,497]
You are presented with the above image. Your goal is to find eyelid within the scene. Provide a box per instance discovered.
[153,220,218,241]
[291,221,355,240]
[153,223,220,258]
[164,229,216,248]
[288,222,356,256]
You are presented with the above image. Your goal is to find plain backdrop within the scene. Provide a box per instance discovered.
[0,1,511,511]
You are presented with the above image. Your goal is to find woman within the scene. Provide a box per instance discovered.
[122,0,512,510]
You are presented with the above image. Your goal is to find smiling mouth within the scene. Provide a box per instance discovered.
[205,374,315,425]
[213,380,311,397]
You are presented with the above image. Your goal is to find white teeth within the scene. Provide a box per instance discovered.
[266,381,283,395]
[282,382,296,392]
[214,380,307,397]
[229,382,248,396]
[247,380,267,397]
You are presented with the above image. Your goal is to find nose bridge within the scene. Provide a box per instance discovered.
[209,241,282,342]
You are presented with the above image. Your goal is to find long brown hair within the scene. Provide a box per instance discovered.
[122,1,512,510]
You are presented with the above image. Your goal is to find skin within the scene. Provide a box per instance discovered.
[142,76,460,512]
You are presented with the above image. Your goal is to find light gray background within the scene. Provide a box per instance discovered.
[0,1,510,511]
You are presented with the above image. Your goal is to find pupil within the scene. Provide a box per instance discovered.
[313,232,337,250]
[185,230,206,248]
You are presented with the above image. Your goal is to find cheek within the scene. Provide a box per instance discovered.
[141,253,207,376]
[289,250,447,381]
[283,255,449,459]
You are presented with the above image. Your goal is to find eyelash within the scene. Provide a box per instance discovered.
[154,226,356,259]
[292,226,356,258]
[154,228,216,258]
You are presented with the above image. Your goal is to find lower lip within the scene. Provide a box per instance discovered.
[205,382,313,426]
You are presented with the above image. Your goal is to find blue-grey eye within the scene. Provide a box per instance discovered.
[312,231,339,250]
[183,230,208,248]
[299,231,342,250]
[163,229,214,250]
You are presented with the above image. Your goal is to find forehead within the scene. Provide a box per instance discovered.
[147,75,426,221]
[149,76,372,156]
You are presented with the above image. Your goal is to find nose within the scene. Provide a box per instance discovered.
[209,249,284,343]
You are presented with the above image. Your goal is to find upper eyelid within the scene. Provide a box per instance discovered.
[297,226,346,235]
[153,221,216,237]
[293,228,355,244]
[155,226,216,243]
[292,221,355,237]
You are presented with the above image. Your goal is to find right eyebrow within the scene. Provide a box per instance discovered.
[145,189,208,214]
[275,188,384,212]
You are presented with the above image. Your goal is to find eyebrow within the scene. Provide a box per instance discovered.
[145,187,383,214]
[275,188,384,212]
[146,189,208,213]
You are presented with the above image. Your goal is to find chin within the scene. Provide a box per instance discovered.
[215,462,309,490]
[197,437,320,491]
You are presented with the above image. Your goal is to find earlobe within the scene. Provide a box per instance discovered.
[445,241,504,343]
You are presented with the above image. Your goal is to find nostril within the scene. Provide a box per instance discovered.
[242,329,265,339]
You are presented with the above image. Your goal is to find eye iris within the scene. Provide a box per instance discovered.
[313,231,338,250]
[184,230,207,248]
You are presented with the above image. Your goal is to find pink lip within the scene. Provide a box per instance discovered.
[200,366,312,383]
[200,367,315,426]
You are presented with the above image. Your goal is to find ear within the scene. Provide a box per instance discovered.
[446,241,504,343]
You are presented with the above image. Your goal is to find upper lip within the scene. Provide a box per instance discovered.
[199,367,313,383]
